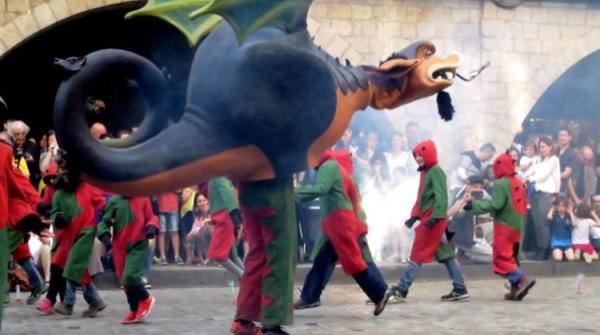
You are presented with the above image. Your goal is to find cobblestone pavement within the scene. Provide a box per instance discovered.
[3,276,599,334]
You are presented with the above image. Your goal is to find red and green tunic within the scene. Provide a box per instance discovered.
[410,140,450,263]
[1,142,34,327]
[99,196,159,285]
[207,177,239,261]
[472,153,527,276]
[51,182,106,283]
[296,150,369,275]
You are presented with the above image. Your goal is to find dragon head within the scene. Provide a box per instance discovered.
[364,41,461,111]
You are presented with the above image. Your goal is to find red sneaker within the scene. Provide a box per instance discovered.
[121,311,140,325]
[36,298,54,315]
[230,319,261,335]
[135,295,155,321]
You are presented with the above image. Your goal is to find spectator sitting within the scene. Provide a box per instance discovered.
[571,203,600,264]
[185,194,213,265]
[546,196,575,262]
[591,194,600,253]
[449,143,497,201]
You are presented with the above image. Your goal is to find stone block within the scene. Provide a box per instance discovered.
[351,5,372,20]
[0,22,23,48]
[482,1,497,19]
[416,22,435,39]
[567,9,586,25]
[522,22,538,39]
[588,11,600,26]
[538,24,560,41]
[507,22,523,37]
[376,21,403,37]
[481,19,505,37]
[0,12,17,26]
[326,36,350,57]
[308,3,327,19]
[468,9,479,23]
[66,0,87,14]
[0,0,5,12]
[33,3,56,29]
[546,8,568,25]
[450,8,470,22]
[330,19,352,36]
[327,4,352,19]
[313,24,337,47]
[0,40,6,55]
[358,21,377,37]
[514,5,529,22]
[30,0,45,7]
[482,38,512,52]
[541,40,561,55]
[49,0,69,20]
[530,8,548,23]
[514,38,541,54]
[455,22,479,40]
[306,17,320,36]
[85,0,105,9]
[104,0,122,4]
[373,5,397,21]
[560,26,589,42]
[435,22,455,38]
[496,7,514,21]
[432,7,450,22]
[405,7,420,22]
[13,12,39,38]
[6,0,29,13]
[401,22,416,39]
[347,36,371,53]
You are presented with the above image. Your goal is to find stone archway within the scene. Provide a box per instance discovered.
[0,0,138,55]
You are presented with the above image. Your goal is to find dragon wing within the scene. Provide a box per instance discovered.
[125,0,223,46]
[126,0,313,46]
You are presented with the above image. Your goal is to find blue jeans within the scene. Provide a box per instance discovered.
[64,279,100,306]
[398,259,466,291]
[142,246,154,277]
[301,239,387,304]
[159,212,179,232]
[19,258,43,291]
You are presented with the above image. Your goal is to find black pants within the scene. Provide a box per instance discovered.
[125,284,149,311]
[46,264,66,304]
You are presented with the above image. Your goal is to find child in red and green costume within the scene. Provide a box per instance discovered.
[292,149,392,315]
[465,153,536,301]
[50,156,107,317]
[7,167,49,305]
[0,141,49,330]
[392,140,468,301]
[99,195,159,324]
[230,178,296,335]
[207,177,244,279]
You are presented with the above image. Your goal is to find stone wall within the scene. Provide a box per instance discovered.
[1,0,600,165]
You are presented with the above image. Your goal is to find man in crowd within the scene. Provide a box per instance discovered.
[557,129,579,197]
[448,175,493,262]
[569,146,596,205]
[449,143,497,202]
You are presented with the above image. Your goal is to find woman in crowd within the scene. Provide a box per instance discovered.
[185,194,213,265]
[524,136,561,259]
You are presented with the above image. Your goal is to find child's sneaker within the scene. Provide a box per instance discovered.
[136,295,155,321]
[261,326,289,335]
[36,298,54,315]
[121,311,140,325]
[513,276,536,301]
[82,299,107,317]
[54,302,73,315]
[390,285,408,300]
[230,319,261,335]
[174,256,185,265]
[441,288,470,301]
[27,284,48,305]
[159,257,168,265]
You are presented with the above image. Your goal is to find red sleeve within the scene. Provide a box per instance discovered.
[89,184,106,209]
[143,197,160,230]
[12,168,41,207]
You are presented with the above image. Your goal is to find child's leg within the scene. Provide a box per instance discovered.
[124,285,148,312]
[82,283,101,305]
[441,258,467,291]
[397,261,423,291]
[590,251,599,261]
[552,249,563,261]
[564,248,575,261]
[63,279,78,306]
[45,265,63,304]
[574,249,581,260]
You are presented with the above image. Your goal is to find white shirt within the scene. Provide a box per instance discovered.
[572,217,594,244]
[519,155,540,179]
[530,156,560,194]
[591,226,600,240]
[385,150,411,177]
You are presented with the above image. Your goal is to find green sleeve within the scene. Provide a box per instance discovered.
[50,191,63,222]
[472,179,509,215]
[295,161,339,202]
[209,177,238,213]
[430,167,448,219]
[98,198,117,237]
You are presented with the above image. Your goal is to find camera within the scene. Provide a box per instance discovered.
[471,190,484,200]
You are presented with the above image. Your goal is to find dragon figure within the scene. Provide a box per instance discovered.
[52,0,463,333]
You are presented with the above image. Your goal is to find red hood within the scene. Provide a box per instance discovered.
[317,149,354,175]
[492,153,516,179]
[412,140,438,169]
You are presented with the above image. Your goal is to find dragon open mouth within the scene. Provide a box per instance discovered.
[432,68,456,80]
